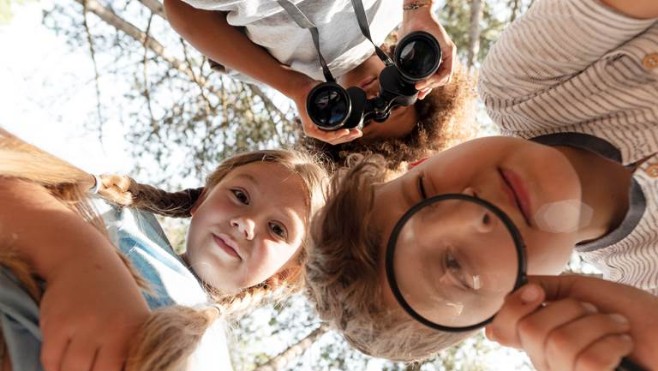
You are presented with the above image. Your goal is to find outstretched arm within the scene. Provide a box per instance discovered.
[163,0,362,144]
[0,177,149,371]
[399,0,457,98]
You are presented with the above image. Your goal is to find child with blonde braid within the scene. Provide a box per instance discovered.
[0,128,326,371]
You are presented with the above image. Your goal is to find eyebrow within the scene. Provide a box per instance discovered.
[233,173,259,185]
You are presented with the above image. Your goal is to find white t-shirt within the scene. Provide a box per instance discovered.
[479,0,658,294]
[182,0,403,81]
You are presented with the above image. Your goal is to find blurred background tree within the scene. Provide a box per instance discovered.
[2,0,544,369]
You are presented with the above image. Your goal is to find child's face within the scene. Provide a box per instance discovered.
[185,162,308,293]
[337,54,419,140]
[370,136,584,316]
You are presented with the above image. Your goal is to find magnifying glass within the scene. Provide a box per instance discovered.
[385,194,643,370]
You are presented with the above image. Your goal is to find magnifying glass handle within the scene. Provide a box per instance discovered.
[616,357,646,371]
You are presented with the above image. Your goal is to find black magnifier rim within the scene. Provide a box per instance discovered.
[385,193,528,332]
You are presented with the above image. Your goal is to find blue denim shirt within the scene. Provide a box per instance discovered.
[0,198,230,371]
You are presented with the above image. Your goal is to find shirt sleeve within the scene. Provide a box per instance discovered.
[479,0,657,101]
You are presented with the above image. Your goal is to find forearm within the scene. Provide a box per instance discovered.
[600,0,658,19]
[163,0,311,97]
[0,177,132,282]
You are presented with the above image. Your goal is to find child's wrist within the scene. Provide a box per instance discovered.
[280,72,316,100]
[402,1,435,26]
[402,0,434,11]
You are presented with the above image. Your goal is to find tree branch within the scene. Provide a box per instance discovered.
[254,324,329,371]
[74,0,290,127]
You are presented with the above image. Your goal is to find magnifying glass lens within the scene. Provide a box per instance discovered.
[387,195,526,331]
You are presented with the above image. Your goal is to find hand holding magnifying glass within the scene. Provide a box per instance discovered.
[385,194,646,371]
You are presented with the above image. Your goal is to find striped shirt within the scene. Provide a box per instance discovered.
[479,0,658,294]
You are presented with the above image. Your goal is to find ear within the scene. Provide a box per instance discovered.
[189,188,208,216]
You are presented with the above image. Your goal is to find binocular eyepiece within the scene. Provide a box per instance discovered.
[307,31,442,131]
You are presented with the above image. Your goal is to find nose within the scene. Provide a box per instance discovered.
[231,216,255,240]
[461,187,498,234]
[366,85,379,100]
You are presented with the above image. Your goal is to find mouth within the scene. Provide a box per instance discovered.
[212,233,242,260]
[499,168,533,226]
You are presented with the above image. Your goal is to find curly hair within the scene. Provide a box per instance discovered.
[305,155,475,361]
[299,64,477,171]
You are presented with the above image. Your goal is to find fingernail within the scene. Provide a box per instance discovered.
[609,313,629,325]
[581,302,598,313]
[520,285,540,303]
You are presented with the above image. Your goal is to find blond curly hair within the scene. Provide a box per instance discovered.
[305,155,475,362]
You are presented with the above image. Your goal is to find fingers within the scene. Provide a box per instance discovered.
[546,314,632,371]
[574,335,633,371]
[91,342,128,371]
[486,283,545,348]
[303,120,362,145]
[59,340,98,371]
[414,42,456,98]
[488,282,634,371]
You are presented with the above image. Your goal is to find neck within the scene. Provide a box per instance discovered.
[555,146,632,244]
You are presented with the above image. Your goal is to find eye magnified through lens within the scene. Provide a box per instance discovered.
[385,194,527,332]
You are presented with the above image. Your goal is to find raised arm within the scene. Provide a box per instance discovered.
[399,0,457,97]
[0,177,149,371]
[162,0,362,144]
[163,0,308,98]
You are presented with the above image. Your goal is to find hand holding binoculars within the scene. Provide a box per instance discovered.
[306,31,442,131]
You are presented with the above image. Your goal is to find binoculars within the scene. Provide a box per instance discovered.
[306,31,442,131]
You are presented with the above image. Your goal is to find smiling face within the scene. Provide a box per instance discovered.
[184,162,308,294]
[371,136,584,322]
[337,54,419,140]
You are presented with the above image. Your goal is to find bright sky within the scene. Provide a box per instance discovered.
[0,0,134,174]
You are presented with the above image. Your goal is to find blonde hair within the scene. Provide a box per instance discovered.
[0,129,327,369]
[98,149,328,318]
[305,155,474,362]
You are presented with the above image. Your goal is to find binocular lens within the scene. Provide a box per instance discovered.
[307,84,350,129]
[396,32,442,81]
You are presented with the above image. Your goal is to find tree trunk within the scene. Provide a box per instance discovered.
[466,0,483,70]
[508,0,520,23]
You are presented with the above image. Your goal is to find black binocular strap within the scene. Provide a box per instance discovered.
[276,0,335,82]
[277,0,395,83]
[349,0,393,65]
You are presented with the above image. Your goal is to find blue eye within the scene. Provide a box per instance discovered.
[231,189,249,205]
